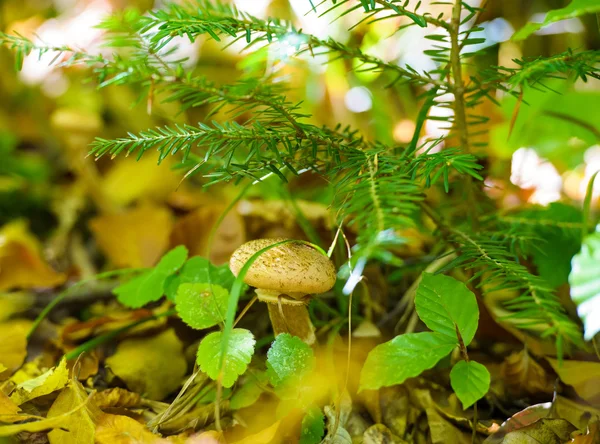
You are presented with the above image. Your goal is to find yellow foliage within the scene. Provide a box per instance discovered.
[105,329,187,401]
[0,320,29,379]
[95,413,169,444]
[0,221,66,291]
[89,202,173,268]
[10,358,69,405]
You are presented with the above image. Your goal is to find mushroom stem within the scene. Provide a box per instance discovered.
[266,302,316,345]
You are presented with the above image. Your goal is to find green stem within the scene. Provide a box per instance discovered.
[64,308,175,361]
[27,268,145,340]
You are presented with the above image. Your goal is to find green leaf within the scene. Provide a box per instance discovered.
[449,360,490,409]
[229,371,268,410]
[299,405,325,444]
[196,329,255,388]
[415,273,479,346]
[513,0,600,41]
[359,332,456,391]
[175,283,229,329]
[569,229,600,340]
[113,246,188,308]
[165,257,237,301]
[266,333,315,389]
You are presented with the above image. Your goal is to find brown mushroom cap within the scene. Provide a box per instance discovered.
[229,238,336,295]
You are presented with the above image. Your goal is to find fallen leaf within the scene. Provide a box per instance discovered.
[0,221,66,291]
[94,387,141,409]
[547,358,600,404]
[0,292,35,322]
[426,408,471,444]
[170,205,245,265]
[501,350,555,397]
[66,351,99,380]
[0,391,90,436]
[0,391,22,423]
[106,329,187,400]
[47,378,100,443]
[102,156,181,207]
[572,419,600,443]
[0,320,28,377]
[554,395,600,430]
[10,358,69,405]
[485,418,577,444]
[231,420,281,444]
[95,413,169,444]
[362,424,405,444]
[89,202,173,268]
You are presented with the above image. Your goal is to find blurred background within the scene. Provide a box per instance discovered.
[0,0,599,287]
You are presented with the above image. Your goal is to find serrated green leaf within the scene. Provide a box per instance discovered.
[113,246,188,308]
[415,273,478,346]
[266,334,315,391]
[175,283,229,329]
[299,405,325,444]
[165,256,236,301]
[569,229,600,340]
[513,0,600,41]
[196,329,255,388]
[359,332,456,391]
[449,360,490,409]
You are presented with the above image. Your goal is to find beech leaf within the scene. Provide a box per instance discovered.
[450,360,490,410]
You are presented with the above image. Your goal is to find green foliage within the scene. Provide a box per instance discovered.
[361,274,490,408]
[359,332,456,391]
[113,246,188,308]
[450,360,490,410]
[299,405,326,444]
[415,273,479,346]
[513,0,600,41]
[196,328,255,388]
[569,228,600,340]
[175,283,229,329]
[266,334,315,390]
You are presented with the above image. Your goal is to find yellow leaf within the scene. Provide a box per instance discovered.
[0,391,22,423]
[0,292,35,322]
[95,413,169,444]
[0,320,29,378]
[102,156,181,207]
[232,420,281,444]
[94,387,141,409]
[10,358,69,405]
[0,392,91,437]
[170,205,245,265]
[89,202,173,268]
[0,221,66,291]
[547,358,600,405]
[105,329,187,400]
[47,378,100,444]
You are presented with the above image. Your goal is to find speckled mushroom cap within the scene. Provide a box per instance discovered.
[229,238,336,295]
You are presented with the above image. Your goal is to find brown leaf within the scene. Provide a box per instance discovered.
[95,413,169,444]
[485,418,577,444]
[94,387,141,410]
[501,350,555,397]
[0,320,29,378]
[363,424,406,444]
[0,221,66,291]
[105,329,187,401]
[572,419,600,444]
[425,408,471,444]
[89,202,173,268]
[547,358,600,405]
[170,205,245,265]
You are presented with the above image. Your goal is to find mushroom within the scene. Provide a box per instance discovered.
[229,238,336,345]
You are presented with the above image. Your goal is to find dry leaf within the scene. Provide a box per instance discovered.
[89,202,173,268]
[363,424,405,444]
[95,413,169,444]
[94,387,141,409]
[47,378,100,443]
[0,292,35,322]
[0,391,22,423]
[231,420,281,444]
[0,221,66,291]
[485,418,577,444]
[0,320,29,378]
[425,408,471,444]
[170,205,245,265]
[102,156,181,207]
[554,396,600,430]
[572,419,600,444]
[547,358,600,405]
[10,358,69,405]
[66,351,99,380]
[501,350,555,397]
[105,329,187,400]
